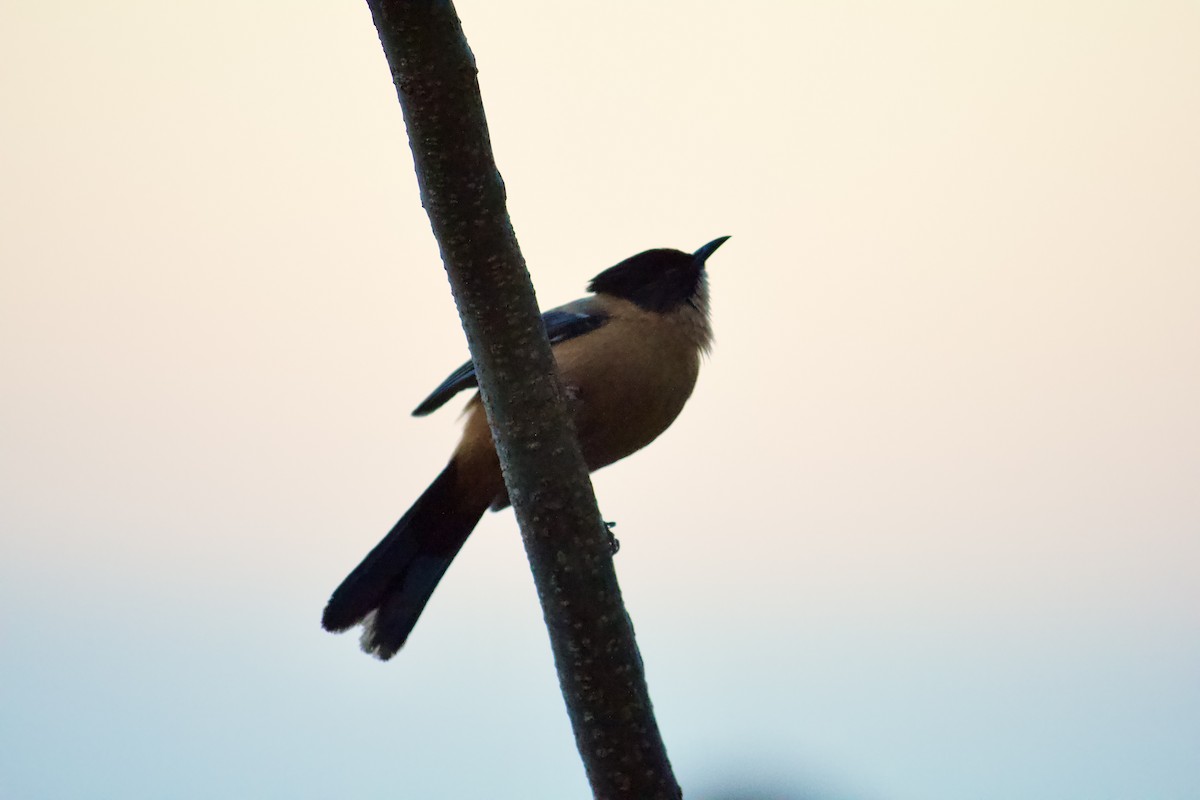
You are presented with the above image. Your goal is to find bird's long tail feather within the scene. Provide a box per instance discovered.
[321,460,487,659]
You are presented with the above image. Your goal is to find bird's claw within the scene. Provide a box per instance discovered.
[604,520,620,555]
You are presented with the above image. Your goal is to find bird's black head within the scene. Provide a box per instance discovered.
[587,236,730,312]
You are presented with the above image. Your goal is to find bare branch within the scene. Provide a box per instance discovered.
[363,2,681,797]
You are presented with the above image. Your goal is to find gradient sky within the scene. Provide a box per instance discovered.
[3,2,1198,799]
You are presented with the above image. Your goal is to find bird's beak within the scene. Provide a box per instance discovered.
[693,236,731,265]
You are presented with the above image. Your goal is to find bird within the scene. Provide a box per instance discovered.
[321,236,729,659]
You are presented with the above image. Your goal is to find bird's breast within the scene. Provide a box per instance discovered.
[553,299,706,471]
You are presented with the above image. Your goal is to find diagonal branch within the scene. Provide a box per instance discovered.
[363,2,681,798]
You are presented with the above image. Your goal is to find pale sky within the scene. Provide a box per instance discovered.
[3,3,1198,799]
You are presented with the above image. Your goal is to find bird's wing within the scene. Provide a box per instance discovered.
[411,299,609,417]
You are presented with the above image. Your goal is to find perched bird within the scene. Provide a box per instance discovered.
[322,236,729,659]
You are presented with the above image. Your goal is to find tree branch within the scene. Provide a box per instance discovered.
[363,2,680,798]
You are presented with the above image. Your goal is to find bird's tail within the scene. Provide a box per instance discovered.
[321,460,488,659]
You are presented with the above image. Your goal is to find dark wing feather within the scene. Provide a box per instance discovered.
[411,361,478,417]
[541,306,609,344]
[411,302,608,417]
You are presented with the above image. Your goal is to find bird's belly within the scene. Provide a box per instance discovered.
[557,333,700,472]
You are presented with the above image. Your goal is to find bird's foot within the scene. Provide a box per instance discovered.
[604,520,620,555]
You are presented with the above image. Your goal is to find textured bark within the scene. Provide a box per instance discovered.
[363,2,681,798]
